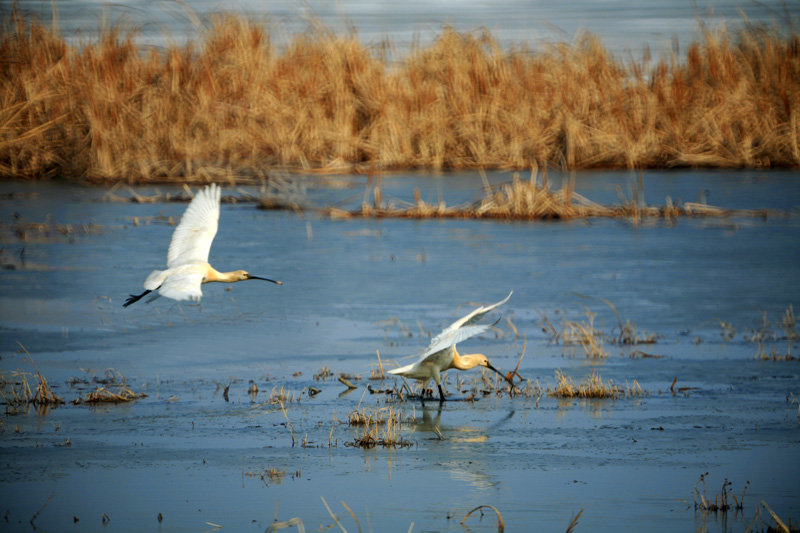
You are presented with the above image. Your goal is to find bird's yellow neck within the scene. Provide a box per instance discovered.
[204,266,237,283]
[450,348,485,371]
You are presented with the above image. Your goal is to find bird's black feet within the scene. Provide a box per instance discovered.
[123,289,152,308]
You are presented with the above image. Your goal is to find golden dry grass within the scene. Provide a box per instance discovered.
[74,384,147,404]
[345,406,412,448]
[326,170,777,220]
[547,369,646,399]
[1,343,64,407]
[1,9,798,182]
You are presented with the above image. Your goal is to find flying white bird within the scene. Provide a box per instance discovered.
[123,184,281,307]
[388,291,514,402]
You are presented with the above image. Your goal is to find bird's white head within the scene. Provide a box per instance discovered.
[474,354,493,370]
[456,352,494,371]
[232,270,251,281]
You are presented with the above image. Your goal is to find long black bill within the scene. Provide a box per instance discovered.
[247,275,282,285]
[487,363,519,391]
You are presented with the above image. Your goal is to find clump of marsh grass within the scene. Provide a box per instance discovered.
[267,386,300,404]
[0,370,36,409]
[754,343,795,361]
[548,369,622,399]
[538,306,608,358]
[747,305,798,361]
[560,309,608,358]
[328,169,774,221]
[619,319,658,345]
[2,9,798,182]
[313,366,334,381]
[547,369,646,399]
[348,406,389,426]
[0,343,64,408]
[73,383,147,404]
[244,467,288,487]
[692,472,748,513]
[68,368,146,404]
[345,406,412,448]
[539,296,661,359]
[1,218,105,244]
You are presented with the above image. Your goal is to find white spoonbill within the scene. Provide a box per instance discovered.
[123,184,281,307]
[388,291,514,402]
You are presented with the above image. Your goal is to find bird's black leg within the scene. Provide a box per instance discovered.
[437,384,447,403]
[123,289,152,308]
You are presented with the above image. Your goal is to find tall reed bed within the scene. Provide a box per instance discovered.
[1,9,798,182]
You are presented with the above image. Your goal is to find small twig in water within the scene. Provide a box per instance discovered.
[29,493,54,527]
[565,508,585,533]
[320,497,347,533]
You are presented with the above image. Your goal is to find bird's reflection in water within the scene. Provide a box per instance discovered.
[411,402,518,440]
[413,404,444,438]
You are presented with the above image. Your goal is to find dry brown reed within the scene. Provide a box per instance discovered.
[749,305,798,361]
[560,309,608,358]
[546,369,646,399]
[693,472,748,513]
[74,384,146,404]
[345,405,412,448]
[313,366,333,381]
[0,370,35,407]
[2,9,798,182]
[328,171,777,220]
[1,343,64,406]
[461,505,506,531]
[267,385,299,404]
[244,467,287,486]
[757,500,795,533]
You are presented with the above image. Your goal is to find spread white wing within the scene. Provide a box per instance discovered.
[166,184,220,268]
[417,291,512,360]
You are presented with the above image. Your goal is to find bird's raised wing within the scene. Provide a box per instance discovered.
[157,269,205,302]
[167,184,221,268]
[418,291,513,359]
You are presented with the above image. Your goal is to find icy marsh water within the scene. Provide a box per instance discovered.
[1,170,799,531]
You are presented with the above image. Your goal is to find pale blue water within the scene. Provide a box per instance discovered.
[0,170,799,531]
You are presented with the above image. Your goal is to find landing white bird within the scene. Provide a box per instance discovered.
[388,291,514,402]
[123,184,281,307]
